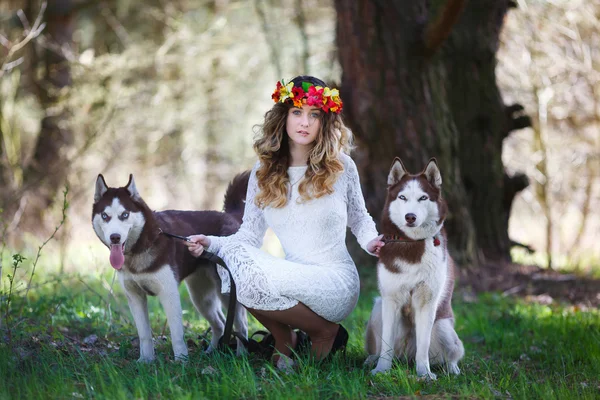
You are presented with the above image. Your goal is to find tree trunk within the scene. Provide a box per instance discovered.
[335,0,477,265]
[335,0,531,266]
[202,57,222,210]
[0,101,6,207]
[20,0,75,229]
[532,89,553,269]
[442,0,527,262]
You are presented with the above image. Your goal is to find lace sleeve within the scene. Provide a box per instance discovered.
[344,155,379,254]
[207,162,267,254]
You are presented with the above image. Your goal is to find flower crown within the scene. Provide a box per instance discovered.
[271,80,343,114]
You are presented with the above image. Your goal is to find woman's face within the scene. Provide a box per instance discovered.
[285,105,322,149]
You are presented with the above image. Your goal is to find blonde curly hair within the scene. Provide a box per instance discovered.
[253,76,353,208]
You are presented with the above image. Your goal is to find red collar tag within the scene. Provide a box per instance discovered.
[433,236,441,246]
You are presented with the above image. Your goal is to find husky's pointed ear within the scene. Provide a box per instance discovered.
[424,158,442,189]
[95,174,108,203]
[125,174,140,199]
[388,158,408,186]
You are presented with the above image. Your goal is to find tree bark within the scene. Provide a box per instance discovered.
[20,0,75,228]
[336,0,533,265]
[442,0,525,261]
[335,0,478,265]
[0,101,6,202]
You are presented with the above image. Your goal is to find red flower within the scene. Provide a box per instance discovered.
[271,81,282,102]
[323,98,336,112]
[306,86,324,107]
[331,99,343,113]
[292,86,305,99]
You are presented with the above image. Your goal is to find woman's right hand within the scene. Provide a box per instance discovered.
[185,234,211,258]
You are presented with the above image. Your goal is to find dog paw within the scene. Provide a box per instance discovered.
[364,354,379,367]
[137,356,155,363]
[204,344,216,354]
[236,346,248,357]
[416,370,437,381]
[448,363,460,375]
[174,353,189,363]
[370,366,390,375]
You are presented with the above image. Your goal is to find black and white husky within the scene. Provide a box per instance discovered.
[92,173,249,362]
[365,158,464,379]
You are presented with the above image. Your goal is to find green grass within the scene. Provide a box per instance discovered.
[1,266,599,400]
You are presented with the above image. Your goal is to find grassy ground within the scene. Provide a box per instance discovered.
[1,264,599,400]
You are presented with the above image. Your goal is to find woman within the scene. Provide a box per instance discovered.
[186,75,384,370]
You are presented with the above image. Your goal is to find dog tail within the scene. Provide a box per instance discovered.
[223,170,250,223]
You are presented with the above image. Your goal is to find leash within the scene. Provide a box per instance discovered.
[159,230,238,351]
[383,234,441,247]
[158,229,192,242]
[200,251,238,350]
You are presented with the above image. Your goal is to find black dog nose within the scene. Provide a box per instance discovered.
[110,233,121,244]
[405,213,416,224]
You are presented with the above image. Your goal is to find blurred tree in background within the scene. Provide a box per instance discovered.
[335,0,532,265]
[0,0,339,253]
[0,0,598,272]
[499,0,600,271]
[23,0,75,228]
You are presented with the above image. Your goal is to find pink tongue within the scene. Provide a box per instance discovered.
[109,244,125,270]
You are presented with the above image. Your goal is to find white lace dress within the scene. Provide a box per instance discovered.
[206,153,378,323]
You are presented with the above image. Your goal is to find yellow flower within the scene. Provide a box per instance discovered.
[280,81,294,101]
[324,87,341,109]
[322,87,332,97]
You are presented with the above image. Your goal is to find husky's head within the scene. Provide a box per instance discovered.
[92,174,146,270]
[385,158,447,239]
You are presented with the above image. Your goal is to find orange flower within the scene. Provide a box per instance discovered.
[291,86,305,107]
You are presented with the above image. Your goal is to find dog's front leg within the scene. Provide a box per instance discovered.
[371,296,402,375]
[158,274,189,361]
[125,288,155,362]
[413,287,438,380]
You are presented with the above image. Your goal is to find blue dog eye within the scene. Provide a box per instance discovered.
[419,196,428,201]
[399,195,407,201]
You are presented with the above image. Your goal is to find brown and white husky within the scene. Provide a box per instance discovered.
[92,172,249,362]
[365,158,464,379]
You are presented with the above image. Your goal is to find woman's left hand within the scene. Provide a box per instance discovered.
[184,234,211,258]
[367,235,385,257]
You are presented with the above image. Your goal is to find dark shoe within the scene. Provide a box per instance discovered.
[323,324,349,361]
[249,329,311,359]
[248,330,275,358]
[293,329,311,357]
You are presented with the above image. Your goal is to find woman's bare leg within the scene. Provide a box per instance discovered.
[248,302,340,360]
[247,309,297,361]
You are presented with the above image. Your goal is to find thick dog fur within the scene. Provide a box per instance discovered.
[92,172,250,362]
[365,158,464,379]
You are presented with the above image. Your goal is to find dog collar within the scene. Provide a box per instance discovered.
[383,234,441,247]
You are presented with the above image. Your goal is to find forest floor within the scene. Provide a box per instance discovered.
[459,261,600,308]
[1,257,599,399]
